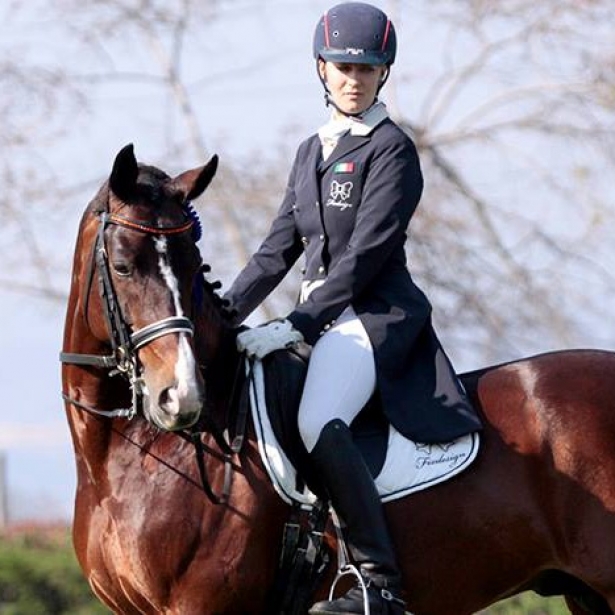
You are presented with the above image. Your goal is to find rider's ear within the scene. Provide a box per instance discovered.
[110,144,139,202]
[318,59,327,83]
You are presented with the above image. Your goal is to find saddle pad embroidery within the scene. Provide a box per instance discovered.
[247,360,480,507]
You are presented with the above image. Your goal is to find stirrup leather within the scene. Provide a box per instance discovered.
[328,510,406,614]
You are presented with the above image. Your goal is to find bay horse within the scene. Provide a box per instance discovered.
[62,145,615,615]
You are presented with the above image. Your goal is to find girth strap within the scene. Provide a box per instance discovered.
[268,500,331,614]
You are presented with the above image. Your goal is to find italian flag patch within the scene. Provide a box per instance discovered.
[334,162,355,174]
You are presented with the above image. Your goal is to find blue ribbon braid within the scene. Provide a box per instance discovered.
[184,201,203,243]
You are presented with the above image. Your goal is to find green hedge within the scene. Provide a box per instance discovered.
[0,526,108,615]
[0,526,569,614]
[483,593,568,614]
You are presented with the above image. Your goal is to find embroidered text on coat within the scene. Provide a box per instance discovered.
[326,180,354,210]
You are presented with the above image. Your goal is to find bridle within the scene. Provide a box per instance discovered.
[60,209,196,419]
[61,204,238,505]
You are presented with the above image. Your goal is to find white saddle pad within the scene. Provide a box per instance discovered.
[247,359,480,507]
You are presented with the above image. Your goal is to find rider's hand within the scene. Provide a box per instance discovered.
[236,319,304,359]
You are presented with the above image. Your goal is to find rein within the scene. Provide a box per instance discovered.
[188,357,246,505]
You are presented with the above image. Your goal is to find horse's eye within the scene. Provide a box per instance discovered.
[112,262,133,277]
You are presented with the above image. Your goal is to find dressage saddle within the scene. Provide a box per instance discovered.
[259,344,389,498]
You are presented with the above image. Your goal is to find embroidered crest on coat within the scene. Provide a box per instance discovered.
[326,180,354,210]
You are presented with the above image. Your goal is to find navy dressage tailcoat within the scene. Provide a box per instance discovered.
[225,118,481,443]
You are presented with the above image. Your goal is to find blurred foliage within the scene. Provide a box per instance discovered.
[0,524,572,614]
[2,0,615,362]
[0,525,108,614]
[482,593,569,615]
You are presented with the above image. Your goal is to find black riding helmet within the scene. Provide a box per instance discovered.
[313,2,397,115]
[313,2,397,67]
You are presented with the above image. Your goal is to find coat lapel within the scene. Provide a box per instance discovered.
[304,136,324,203]
[319,133,371,173]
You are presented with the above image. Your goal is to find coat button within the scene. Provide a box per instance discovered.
[319,234,325,241]
[301,236,309,245]
[318,265,325,274]
[321,322,334,335]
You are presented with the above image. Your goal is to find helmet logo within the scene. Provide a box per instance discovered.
[345,48,365,56]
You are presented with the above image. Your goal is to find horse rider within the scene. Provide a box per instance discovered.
[224,2,482,613]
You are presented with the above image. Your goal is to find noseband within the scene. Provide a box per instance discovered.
[60,210,195,419]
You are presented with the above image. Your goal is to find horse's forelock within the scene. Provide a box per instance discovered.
[103,165,177,213]
[134,164,188,206]
[137,164,171,185]
[106,163,196,212]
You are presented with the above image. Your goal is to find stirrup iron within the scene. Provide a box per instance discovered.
[329,509,372,615]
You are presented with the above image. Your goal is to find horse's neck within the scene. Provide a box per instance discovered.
[200,322,242,423]
[195,310,227,368]
[63,297,104,384]
[194,290,240,402]
[62,291,131,458]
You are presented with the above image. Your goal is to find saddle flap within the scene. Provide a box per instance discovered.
[262,345,323,496]
[250,355,480,507]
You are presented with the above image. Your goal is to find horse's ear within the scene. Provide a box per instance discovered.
[110,144,139,202]
[174,154,219,201]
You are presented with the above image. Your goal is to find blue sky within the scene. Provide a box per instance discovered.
[1,293,72,519]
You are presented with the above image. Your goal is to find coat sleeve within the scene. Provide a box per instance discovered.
[223,154,303,324]
[287,133,423,344]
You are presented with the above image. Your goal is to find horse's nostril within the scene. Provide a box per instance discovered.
[159,386,180,415]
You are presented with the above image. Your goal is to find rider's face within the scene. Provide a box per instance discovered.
[319,60,386,115]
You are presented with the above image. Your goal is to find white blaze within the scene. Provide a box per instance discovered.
[154,236,199,412]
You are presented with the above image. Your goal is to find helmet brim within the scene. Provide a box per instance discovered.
[317,48,393,66]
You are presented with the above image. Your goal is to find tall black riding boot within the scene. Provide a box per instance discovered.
[307,419,406,615]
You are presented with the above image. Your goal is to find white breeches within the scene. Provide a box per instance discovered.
[297,306,376,452]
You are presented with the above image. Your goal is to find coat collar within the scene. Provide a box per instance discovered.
[317,102,389,172]
[318,101,389,141]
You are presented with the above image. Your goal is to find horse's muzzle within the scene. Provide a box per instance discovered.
[144,383,203,431]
